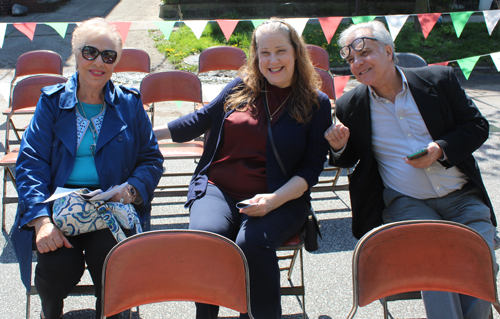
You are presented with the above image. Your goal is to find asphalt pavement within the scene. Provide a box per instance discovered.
[0,0,500,318]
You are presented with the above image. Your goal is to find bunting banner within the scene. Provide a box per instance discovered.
[0,83,10,103]
[352,16,377,24]
[491,52,500,71]
[417,13,441,39]
[110,22,132,44]
[385,15,409,41]
[284,18,309,37]
[483,10,500,35]
[45,22,68,38]
[318,17,342,44]
[457,55,481,79]
[429,61,450,66]
[333,75,350,99]
[0,23,6,48]
[251,19,266,29]
[13,22,37,41]
[184,20,208,39]
[154,21,176,40]
[175,101,182,108]
[216,19,240,41]
[449,11,473,37]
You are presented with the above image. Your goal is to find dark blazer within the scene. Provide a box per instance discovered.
[331,66,495,239]
[169,77,333,208]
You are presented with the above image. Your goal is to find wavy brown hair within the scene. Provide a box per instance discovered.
[224,17,321,124]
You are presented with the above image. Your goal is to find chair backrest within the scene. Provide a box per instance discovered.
[315,68,336,101]
[394,52,427,68]
[140,71,203,105]
[197,46,246,74]
[306,44,330,71]
[113,48,151,73]
[14,50,63,79]
[10,75,67,113]
[351,220,497,311]
[101,230,253,318]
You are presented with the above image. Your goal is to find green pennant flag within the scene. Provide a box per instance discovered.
[154,21,176,40]
[175,101,182,108]
[449,11,473,38]
[45,23,68,38]
[351,16,377,24]
[457,56,481,80]
[252,19,266,29]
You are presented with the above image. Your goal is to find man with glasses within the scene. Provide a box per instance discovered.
[325,20,496,319]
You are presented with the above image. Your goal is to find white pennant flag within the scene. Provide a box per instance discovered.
[491,52,500,72]
[385,15,409,41]
[183,20,208,39]
[484,10,500,35]
[284,18,309,37]
[0,23,7,48]
[0,83,11,103]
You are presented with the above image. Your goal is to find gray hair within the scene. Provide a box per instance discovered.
[71,18,123,62]
[338,20,396,61]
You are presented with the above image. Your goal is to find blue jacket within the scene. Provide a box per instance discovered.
[12,72,164,290]
[168,78,332,208]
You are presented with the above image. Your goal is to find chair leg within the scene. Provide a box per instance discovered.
[26,291,31,319]
[382,297,389,319]
[2,167,7,231]
[299,248,305,319]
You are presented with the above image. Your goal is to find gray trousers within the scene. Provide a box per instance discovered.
[382,183,496,319]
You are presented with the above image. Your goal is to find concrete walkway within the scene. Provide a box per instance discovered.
[0,1,500,318]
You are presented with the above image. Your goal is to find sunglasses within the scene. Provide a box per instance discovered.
[81,45,118,64]
[339,37,379,59]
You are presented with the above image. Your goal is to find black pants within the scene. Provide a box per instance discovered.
[35,228,129,319]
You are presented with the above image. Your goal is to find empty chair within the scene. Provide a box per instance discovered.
[113,48,150,73]
[395,52,427,68]
[306,44,330,71]
[1,75,67,230]
[346,220,500,319]
[315,67,336,102]
[100,230,253,318]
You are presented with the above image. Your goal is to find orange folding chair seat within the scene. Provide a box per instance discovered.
[1,75,67,230]
[100,230,253,318]
[346,220,500,319]
[306,44,330,71]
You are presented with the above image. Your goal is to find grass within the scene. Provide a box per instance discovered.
[152,18,500,72]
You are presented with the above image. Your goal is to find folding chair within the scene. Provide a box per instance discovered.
[278,232,306,318]
[306,44,330,71]
[1,75,67,230]
[140,71,204,198]
[4,50,64,143]
[197,46,246,109]
[395,52,427,68]
[100,230,253,318]
[346,220,500,319]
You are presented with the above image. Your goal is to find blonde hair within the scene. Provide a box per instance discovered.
[225,17,321,124]
[71,18,123,63]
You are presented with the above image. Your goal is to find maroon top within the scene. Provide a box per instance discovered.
[208,82,292,200]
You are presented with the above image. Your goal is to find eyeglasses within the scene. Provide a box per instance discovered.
[81,45,118,64]
[339,37,378,59]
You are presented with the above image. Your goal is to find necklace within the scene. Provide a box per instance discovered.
[77,100,105,157]
[265,83,292,121]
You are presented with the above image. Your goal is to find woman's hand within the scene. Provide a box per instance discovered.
[33,217,73,253]
[324,122,350,151]
[109,185,139,204]
[238,194,278,217]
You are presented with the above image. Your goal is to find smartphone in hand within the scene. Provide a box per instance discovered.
[236,200,254,209]
[407,148,428,160]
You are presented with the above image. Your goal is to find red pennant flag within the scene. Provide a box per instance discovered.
[429,61,449,66]
[13,23,37,41]
[417,13,441,39]
[318,17,343,44]
[216,20,239,41]
[110,22,132,44]
[334,75,350,100]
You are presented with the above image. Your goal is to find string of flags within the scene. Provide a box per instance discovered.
[0,10,499,102]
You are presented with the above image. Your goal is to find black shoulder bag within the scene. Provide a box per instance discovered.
[262,91,322,252]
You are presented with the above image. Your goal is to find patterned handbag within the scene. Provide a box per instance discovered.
[52,188,142,242]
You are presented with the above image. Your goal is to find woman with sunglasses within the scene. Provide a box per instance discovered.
[154,17,332,318]
[11,18,163,319]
